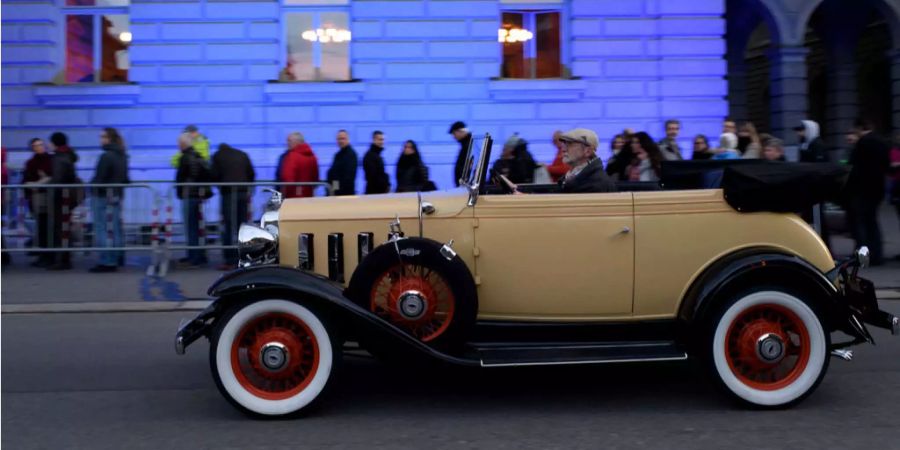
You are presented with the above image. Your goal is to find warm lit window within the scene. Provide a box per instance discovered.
[281,0,351,81]
[500,9,562,79]
[62,0,130,83]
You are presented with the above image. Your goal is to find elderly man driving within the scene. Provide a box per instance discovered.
[556,128,617,193]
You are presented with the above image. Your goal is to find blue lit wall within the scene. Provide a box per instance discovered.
[2,0,727,190]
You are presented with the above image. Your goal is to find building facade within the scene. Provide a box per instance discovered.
[2,0,728,189]
[5,0,899,188]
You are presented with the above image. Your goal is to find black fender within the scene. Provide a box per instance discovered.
[678,249,844,332]
[195,265,479,366]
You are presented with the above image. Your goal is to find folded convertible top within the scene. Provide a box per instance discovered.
[661,161,850,213]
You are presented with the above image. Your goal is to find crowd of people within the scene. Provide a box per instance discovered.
[5,115,900,270]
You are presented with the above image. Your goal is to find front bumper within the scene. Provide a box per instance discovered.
[174,302,219,355]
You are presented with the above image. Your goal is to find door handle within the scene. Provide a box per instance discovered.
[621,226,631,234]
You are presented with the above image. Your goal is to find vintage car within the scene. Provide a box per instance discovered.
[175,134,898,417]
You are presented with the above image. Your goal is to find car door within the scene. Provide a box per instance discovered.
[472,191,634,320]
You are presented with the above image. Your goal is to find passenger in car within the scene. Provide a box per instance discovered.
[556,128,617,193]
[627,132,663,182]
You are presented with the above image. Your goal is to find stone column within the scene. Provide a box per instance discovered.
[768,45,809,146]
[824,47,858,147]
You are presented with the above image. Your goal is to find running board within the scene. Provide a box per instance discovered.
[475,341,688,368]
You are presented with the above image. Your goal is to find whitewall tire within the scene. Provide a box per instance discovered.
[210,299,338,417]
[709,290,829,407]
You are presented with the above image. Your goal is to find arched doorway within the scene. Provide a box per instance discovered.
[803,0,898,150]
[725,0,779,134]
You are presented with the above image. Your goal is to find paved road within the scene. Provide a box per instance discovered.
[3,305,900,450]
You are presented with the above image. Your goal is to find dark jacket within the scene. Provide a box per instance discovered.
[50,146,80,204]
[274,150,289,183]
[491,143,537,185]
[23,152,52,183]
[23,152,53,211]
[280,143,319,198]
[605,146,634,180]
[799,137,827,163]
[91,143,129,198]
[211,144,255,196]
[327,145,358,196]
[396,152,429,192]
[560,158,618,194]
[176,146,212,200]
[50,146,79,185]
[363,144,390,194]
[454,133,473,186]
[846,132,890,199]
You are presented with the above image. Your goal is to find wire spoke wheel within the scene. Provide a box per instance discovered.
[725,304,810,390]
[370,263,456,342]
[231,312,320,400]
[211,299,338,417]
[710,290,828,408]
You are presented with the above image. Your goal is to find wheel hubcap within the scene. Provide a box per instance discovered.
[756,333,785,363]
[398,291,427,320]
[260,342,289,371]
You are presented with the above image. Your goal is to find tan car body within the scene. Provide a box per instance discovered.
[278,188,834,323]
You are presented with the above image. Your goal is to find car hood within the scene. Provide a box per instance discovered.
[279,188,470,222]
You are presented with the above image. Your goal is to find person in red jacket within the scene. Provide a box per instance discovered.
[280,132,320,198]
[546,130,571,183]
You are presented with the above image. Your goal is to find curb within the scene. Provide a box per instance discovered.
[1,300,212,314]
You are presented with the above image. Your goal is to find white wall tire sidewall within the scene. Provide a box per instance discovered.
[215,299,333,416]
[712,291,826,407]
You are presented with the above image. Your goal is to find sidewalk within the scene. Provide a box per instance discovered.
[0,253,222,304]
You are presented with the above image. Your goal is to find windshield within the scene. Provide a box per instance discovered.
[461,133,494,206]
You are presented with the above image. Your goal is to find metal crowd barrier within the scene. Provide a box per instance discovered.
[1,181,332,277]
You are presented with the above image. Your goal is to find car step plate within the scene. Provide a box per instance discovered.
[475,341,687,367]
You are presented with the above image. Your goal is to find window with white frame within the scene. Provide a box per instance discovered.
[280,0,351,81]
[499,1,565,79]
[61,0,130,83]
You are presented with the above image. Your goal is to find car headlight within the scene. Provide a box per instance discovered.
[238,224,278,266]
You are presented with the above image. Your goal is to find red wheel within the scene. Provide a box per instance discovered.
[210,299,338,417]
[230,312,320,401]
[370,263,456,342]
[724,304,811,391]
[347,237,478,350]
[709,289,828,407]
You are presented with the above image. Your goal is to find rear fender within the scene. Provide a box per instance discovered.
[678,250,842,330]
[192,266,478,366]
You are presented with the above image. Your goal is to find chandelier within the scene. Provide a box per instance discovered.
[498,28,533,43]
[302,28,351,43]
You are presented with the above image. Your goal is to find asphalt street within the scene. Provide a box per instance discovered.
[2,303,900,450]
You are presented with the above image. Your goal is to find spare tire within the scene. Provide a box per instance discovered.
[346,237,477,350]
